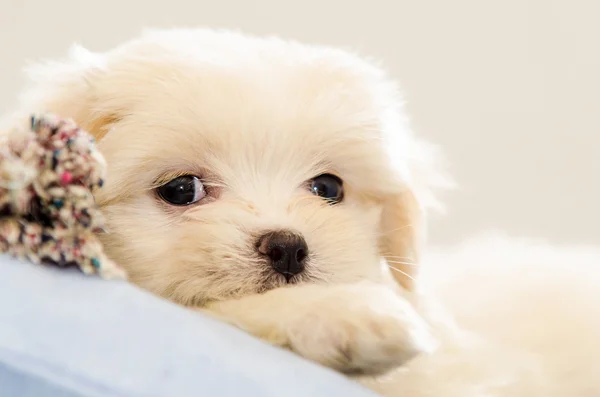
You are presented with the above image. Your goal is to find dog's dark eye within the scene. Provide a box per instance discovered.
[310,174,344,204]
[157,176,205,206]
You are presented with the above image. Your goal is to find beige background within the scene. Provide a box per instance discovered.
[1,0,598,245]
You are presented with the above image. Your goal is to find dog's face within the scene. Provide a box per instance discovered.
[11,29,441,305]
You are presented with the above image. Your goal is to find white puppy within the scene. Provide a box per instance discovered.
[4,28,599,396]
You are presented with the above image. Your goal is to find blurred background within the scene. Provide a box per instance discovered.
[1,0,598,245]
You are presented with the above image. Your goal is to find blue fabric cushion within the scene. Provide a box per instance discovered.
[0,255,377,397]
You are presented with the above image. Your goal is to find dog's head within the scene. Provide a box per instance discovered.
[10,29,447,305]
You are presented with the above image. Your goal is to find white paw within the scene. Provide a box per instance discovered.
[284,284,436,375]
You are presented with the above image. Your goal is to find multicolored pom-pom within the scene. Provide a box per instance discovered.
[0,114,126,279]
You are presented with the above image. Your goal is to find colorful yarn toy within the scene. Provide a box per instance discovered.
[0,114,125,279]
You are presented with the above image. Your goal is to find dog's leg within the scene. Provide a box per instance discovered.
[201,282,436,375]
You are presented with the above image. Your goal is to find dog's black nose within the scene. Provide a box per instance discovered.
[257,231,308,281]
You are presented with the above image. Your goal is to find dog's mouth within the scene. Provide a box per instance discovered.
[257,266,323,293]
[258,271,302,292]
[182,255,326,305]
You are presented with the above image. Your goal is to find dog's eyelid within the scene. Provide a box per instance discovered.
[311,171,343,184]
[152,171,203,189]
[325,172,343,183]
[310,162,343,181]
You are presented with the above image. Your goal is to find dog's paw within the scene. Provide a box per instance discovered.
[284,284,436,375]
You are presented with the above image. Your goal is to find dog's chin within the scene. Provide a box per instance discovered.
[169,263,326,307]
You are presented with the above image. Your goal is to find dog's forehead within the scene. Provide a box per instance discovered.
[172,68,384,158]
[122,59,387,149]
[105,34,393,143]
[99,37,407,198]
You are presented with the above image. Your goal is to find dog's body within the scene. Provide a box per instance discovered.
[3,28,599,396]
[366,235,600,396]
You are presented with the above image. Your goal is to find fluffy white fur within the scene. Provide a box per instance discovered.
[364,234,600,396]
[3,28,599,395]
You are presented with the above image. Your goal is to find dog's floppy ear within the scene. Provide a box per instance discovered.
[6,45,119,141]
[379,137,451,291]
[379,187,424,291]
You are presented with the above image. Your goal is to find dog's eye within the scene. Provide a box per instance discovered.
[310,174,344,204]
[157,176,205,206]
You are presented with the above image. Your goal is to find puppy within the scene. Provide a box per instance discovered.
[4,28,439,375]
[4,28,599,395]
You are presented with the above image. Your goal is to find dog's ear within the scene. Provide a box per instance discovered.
[379,187,424,291]
[7,45,119,141]
[379,138,452,291]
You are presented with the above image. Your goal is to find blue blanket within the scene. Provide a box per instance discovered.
[0,256,376,397]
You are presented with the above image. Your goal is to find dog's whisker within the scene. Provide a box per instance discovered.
[377,224,414,237]
[385,260,417,265]
[381,254,417,260]
[387,265,415,281]
[386,260,418,266]
[385,257,418,266]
